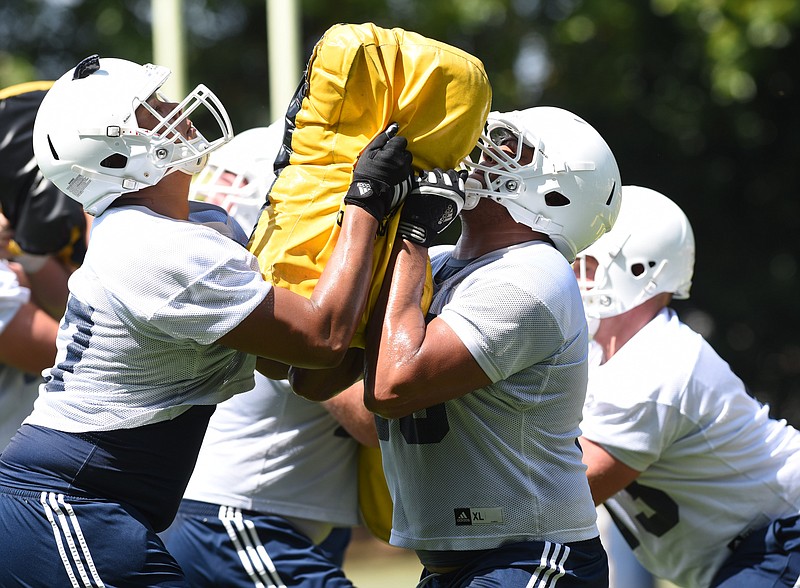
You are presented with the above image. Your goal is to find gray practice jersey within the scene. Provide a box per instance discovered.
[581,309,800,588]
[25,204,271,433]
[379,241,599,552]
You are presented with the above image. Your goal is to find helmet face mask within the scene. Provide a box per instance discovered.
[463,106,622,262]
[576,185,696,319]
[135,84,231,174]
[464,119,543,200]
[33,55,233,216]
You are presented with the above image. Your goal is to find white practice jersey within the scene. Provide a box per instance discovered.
[380,241,599,552]
[24,204,272,433]
[184,373,361,532]
[0,261,41,446]
[581,308,800,588]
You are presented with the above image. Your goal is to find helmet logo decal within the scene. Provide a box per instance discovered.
[67,175,90,197]
[72,55,100,80]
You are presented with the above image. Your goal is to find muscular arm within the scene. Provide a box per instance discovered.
[289,347,364,401]
[0,301,59,374]
[580,436,642,505]
[219,205,378,369]
[364,238,490,419]
[222,124,412,372]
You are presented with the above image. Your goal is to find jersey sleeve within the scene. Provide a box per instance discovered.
[101,224,271,346]
[439,273,563,384]
[581,398,682,472]
[0,262,31,334]
[149,256,271,345]
[580,311,703,472]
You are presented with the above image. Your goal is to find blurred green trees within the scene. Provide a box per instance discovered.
[2,0,799,421]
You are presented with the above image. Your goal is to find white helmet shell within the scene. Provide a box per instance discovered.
[33,55,233,216]
[577,185,695,319]
[189,121,283,233]
[463,106,622,262]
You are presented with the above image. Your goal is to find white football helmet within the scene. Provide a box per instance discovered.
[463,106,621,262]
[32,55,233,216]
[576,185,695,319]
[189,121,283,233]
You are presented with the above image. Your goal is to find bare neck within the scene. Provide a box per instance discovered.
[594,294,672,362]
[452,198,554,260]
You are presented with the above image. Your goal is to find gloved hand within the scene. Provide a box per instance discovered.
[398,168,467,247]
[344,123,414,222]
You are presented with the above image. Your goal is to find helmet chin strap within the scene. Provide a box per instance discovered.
[175,151,209,175]
[463,177,483,210]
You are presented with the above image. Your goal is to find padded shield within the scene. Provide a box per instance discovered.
[0,82,88,267]
[358,444,394,543]
[248,22,492,349]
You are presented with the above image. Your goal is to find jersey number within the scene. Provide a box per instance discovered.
[608,481,680,549]
[376,403,450,444]
[45,297,95,392]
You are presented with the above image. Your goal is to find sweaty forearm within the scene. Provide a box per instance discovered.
[305,204,378,349]
[381,240,429,356]
[365,238,429,416]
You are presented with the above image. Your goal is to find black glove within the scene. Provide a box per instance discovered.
[344,123,414,221]
[398,168,467,247]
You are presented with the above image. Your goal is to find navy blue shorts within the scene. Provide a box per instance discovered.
[711,514,800,587]
[417,537,608,588]
[0,486,186,587]
[162,499,354,587]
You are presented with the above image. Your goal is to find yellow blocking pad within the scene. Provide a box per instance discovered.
[248,22,492,349]
[357,445,394,543]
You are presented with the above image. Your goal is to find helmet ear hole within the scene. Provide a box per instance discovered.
[100,153,128,169]
[630,263,646,277]
[545,191,570,207]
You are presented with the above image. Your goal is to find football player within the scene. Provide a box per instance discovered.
[576,186,800,588]
[0,54,427,587]
[363,106,621,587]
[162,122,374,588]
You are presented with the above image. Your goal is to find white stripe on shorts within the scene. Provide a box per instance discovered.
[218,505,287,588]
[527,540,570,588]
[40,491,105,587]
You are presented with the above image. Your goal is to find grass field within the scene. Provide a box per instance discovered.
[343,528,421,587]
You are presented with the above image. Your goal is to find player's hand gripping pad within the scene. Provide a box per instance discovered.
[248,22,492,349]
